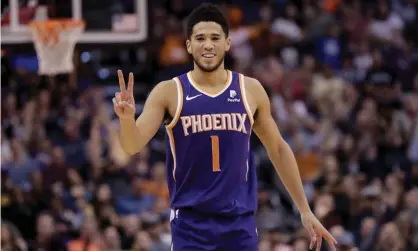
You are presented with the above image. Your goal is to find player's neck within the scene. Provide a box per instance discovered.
[191,67,228,87]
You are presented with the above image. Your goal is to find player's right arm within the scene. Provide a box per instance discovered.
[113,70,174,155]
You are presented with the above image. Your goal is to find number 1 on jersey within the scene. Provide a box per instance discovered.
[211,136,221,172]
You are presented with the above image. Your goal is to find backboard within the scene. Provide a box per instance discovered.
[1,0,148,44]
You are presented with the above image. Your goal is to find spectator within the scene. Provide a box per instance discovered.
[115,177,155,215]
[103,226,121,250]
[1,221,27,251]
[66,215,104,251]
[30,213,64,251]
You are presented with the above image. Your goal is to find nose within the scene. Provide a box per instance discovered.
[203,40,214,51]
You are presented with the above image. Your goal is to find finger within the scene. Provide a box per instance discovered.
[115,92,121,102]
[328,232,338,244]
[324,233,337,251]
[120,102,135,111]
[306,223,316,249]
[325,237,337,251]
[123,101,134,108]
[316,235,322,251]
[118,101,127,107]
[327,240,337,251]
[321,227,337,244]
[112,98,118,107]
[117,70,126,91]
[127,72,134,93]
[310,235,316,250]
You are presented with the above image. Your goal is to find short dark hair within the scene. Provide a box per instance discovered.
[186,3,229,38]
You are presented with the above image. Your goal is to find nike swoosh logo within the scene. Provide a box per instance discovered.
[186,94,202,101]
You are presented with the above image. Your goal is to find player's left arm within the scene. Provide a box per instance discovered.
[246,77,337,251]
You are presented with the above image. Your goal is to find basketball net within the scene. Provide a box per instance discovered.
[29,19,85,76]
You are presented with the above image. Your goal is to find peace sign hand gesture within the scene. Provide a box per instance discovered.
[113,70,136,120]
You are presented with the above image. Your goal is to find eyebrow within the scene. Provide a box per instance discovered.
[195,33,222,38]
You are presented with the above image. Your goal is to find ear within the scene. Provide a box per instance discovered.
[225,37,231,52]
[186,40,192,54]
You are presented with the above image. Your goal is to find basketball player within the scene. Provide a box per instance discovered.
[113,3,337,251]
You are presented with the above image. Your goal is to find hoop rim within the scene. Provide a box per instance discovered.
[28,18,85,29]
[28,18,85,46]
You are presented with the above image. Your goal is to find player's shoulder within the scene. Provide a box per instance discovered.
[240,75,267,98]
[146,79,178,107]
[241,75,262,87]
[151,79,178,97]
[155,79,177,91]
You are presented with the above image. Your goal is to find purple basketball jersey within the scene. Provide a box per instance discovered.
[165,70,257,216]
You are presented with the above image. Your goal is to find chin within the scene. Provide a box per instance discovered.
[195,60,222,72]
[201,66,218,72]
[193,54,224,72]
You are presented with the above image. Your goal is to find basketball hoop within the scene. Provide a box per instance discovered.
[28,19,85,76]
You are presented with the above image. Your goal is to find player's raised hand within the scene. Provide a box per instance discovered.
[301,211,337,251]
[113,70,136,120]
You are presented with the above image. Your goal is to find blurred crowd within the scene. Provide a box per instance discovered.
[2,0,418,251]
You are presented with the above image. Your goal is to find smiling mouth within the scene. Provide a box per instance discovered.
[202,53,216,58]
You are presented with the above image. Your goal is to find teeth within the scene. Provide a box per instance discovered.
[203,54,215,58]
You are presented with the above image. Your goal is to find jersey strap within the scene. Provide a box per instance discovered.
[238,73,254,126]
[165,77,184,182]
[166,77,184,128]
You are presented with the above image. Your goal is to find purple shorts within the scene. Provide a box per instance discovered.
[170,208,259,251]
